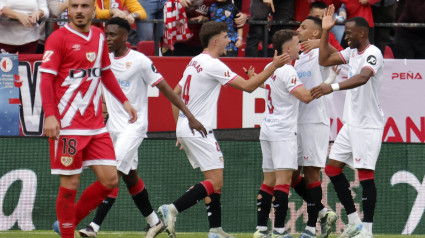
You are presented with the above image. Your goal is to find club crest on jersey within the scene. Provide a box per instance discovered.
[126,62,132,69]
[60,156,73,167]
[86,52,96,62]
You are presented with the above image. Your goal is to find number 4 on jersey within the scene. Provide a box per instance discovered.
[182,75,192,105]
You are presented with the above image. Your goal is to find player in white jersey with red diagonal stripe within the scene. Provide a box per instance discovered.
[39,1,137,238]
[254,30,315,238]
[77,17,206,238]
[157,21,289,238]
[292,16,339,238]
[311,5,384,238]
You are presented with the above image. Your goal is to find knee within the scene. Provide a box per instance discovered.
[211,179,223,192]
[101,174,119,189]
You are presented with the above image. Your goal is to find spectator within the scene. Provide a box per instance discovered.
[372,0,396,54]
[294,0,333,22]
[163,0,246,56]
[331,3,346,43]
[95,0,146,25]
[0,0,49,54]
[209,0,242,57]
[136,0,166,41]
[244,0,271,57]
[394,0,425,59]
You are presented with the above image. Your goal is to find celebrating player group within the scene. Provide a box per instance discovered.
[40,1,383,238]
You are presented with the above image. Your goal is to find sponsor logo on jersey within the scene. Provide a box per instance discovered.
[86,52,96,62]
[42,51,54,63]
[69,67,101,79]
[72,44,81,51]
[0,57,13,72]
[367,55,377,65]
[355,157,361,162]
[297,71,312,79]
[60,156,73,167]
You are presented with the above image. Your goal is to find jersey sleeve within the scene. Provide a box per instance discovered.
[338,47,351,64]
[205,59,238,85]
[283,67,303,93]
[361,47,383,75]
[139,55,164,87]
[40,32,63,75]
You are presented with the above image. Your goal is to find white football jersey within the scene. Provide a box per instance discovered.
[103,50,163,136]
[260,64,303,141]
[176,53,237,137]
[338,45,384,129]
[294,48,330,125]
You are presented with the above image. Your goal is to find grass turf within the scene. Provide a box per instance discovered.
[1,231,424,238]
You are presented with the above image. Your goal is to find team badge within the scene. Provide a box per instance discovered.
[125,62,132,69]
[86,52,96,62]
[151,63,158,73]
[0,57,13,72]
[60,156,73,167]
[367,55,377,65]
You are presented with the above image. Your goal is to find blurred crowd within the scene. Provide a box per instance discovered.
[0,0,424,59]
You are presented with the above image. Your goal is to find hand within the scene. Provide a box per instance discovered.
[271,51,291,69]
[263,0,275,12]
[359,0,368,6]
[188,117,207,137]
[176,139,184,150]
[110,8,127,18]
[234,12,247,28]
[301,39,320,52]
[44,115,60,140]
[235,38,242,48]
[126,14,135,24]
[123,101,137,123]
[190,15,206,22]
[179,0,191,8]
[310,83,333,99]
[17,13,33,28]
[322,4,336,31]
[243,66,256,79]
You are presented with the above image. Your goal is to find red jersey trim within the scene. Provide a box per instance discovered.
[362,66,376,75]
[338,52,347,64]
[60,127,108,136]
[225,75,238,85]
[290,84,303,93]
[151,77,164,87]
[64,24,93,41]
[358,45,371,55]
[114,49,131,59]
[40,68,58,75]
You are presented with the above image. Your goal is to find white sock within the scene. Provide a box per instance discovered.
[318,207,328,219]
[347,212,361,224]
[363,222,373,233]
[274,227,285,234]
[146,211,160,227]
[305,225,316,234]
[256,226,268,231]
[89,222,100,233]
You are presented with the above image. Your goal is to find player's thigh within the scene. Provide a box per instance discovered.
[329,124,352,165]
[83,132,116,167]
[112,130,144,175]
[50,135,89,175]
[260,140,274,172]
[297,123,329,168]
[351,127,383,170]
[271,140,298,170]
[178,136,224,172]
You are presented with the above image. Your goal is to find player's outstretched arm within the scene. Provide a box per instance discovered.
[292,86,313,104]
[157,80,207,137]
[311,67,373,99]
[319,5,344,66]
[228,51,290,92]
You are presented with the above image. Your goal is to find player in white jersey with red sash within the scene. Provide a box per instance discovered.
[39,1,137,238]
[157,21,289,238]
[77,17,206,238]
[311,5,384,238]
[291,16,339,238]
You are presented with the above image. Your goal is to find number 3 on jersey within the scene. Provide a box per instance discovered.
[265,84,274,114]
[182,75,192,105]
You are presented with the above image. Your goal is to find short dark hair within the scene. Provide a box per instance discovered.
[346,17,370,29]
[310,1,327,10]
[272,30,297,55]
[305,16,322,29]
[107,17,131,32]
[199,21,228,48]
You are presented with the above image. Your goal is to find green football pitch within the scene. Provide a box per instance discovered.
[1,231,425,238]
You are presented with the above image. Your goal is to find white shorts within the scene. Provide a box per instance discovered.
[110,130,144,175]
[178,134,224,172]
[297,123,330,168]
[261,139,298,172]
[329,124,383,170]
